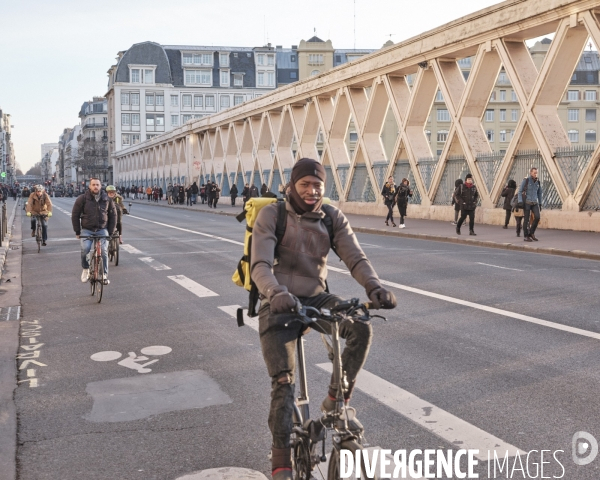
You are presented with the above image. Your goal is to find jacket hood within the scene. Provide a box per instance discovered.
[508,179,517,189]
[455,179,464,187]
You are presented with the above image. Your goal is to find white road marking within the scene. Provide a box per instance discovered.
[139,257,171,270]
[218,305,259,332]
[317,363,521,461]
[476,262,523,272]
[120,244,143,254]
[168,275,219,298]
[54,206,72,217]
[327,265,600,341]
[91,351,122,362]
[27,369,35,378]
[128,215,243,245]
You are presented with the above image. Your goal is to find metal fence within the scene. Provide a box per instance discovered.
[476,151,505,193]
[417,156,439,193]
[271,170,283,197]
[433,155,469,205]
[499,150,563,209]
[324,167,339,200]
[391,160,422,204]
[582,171,600,210]
[347,165,376,202]
[337,166,350,193]
[554,145,595,192]
[371,162,389,191]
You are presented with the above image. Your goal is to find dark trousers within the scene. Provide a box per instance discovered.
[259,293,373,449]
[31,218,48,242]
[504,209,512,226]
[515,216,523,235]
[397,200,407,224]
[212,197,219,208]
[385,202,394,223]
[457,209,475,231]
[523,203,540,237]
[231,195,236,206]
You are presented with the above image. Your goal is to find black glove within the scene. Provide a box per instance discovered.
[268,286,299,314]
[368,286,397,309]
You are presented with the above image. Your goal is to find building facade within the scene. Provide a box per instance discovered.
[78,97,110,184]
[0,109,16,185]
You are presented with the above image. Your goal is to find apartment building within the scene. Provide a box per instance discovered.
[78,97,110,184]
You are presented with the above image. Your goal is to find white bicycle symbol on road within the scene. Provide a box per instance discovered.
[90,346,172,373]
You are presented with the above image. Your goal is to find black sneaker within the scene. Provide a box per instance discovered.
[42,242,47,246]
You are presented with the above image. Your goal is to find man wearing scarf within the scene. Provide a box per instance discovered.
[251,158,397,480]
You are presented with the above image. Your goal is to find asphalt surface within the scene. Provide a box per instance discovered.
[14,198,600,480]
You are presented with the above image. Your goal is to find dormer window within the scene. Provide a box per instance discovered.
[129,65,156,84]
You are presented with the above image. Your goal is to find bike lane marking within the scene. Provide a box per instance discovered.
[327,265,600,341]
[218,305,259,332]
[317,363,521,461]
[138,257,171,271]
[120,244,143,254]
[168,275,219,298]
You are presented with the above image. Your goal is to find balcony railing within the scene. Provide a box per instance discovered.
[82,123,108,130]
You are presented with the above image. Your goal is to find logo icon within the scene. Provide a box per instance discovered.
[572,431,598,466]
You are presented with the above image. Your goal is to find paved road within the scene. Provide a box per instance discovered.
[14,198,600,479]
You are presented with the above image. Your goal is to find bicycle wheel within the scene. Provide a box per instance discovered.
[328,440,378,480]
[108,238,114,262]
[293,439,312,480]
[96,256,104,303]
[90,252,96,295]
[36,224,41,253]
[114,240,119,266]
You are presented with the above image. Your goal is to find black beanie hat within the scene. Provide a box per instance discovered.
[291,158,326,184]
[465,173,473,180]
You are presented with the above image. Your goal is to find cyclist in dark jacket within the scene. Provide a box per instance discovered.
[500,179,517,229]
[455,173,479,236]
[230,184,238,206]
[72,179,116,284]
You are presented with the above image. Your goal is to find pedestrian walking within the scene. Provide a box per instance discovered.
[249,184,259,201]
[450,178,463,225]
[242,183,250,207]
[455,173,479,236]
[200,184,206,204]
[146,186,152,201]
[186,185,192,206]
[395,178,412,228]
[230,183,238,206]
[178,185,185,205]
[512,195,525,237]
[518,167,543,242]
[261,183,269,197]
[500,179,517,229]
[191,182,199,204]
[381,176,397,227]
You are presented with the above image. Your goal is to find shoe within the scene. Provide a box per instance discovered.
[524,236,533,242]
[400,224,406,229]
[102,275,110,285]
[31,231,35,237]
[385,221,389,226]
[502,225,508,229]
[392,223,397,227]
[517,233,521,237]
[530,234,538,241]
[451,221,457,225]
[456,227,461,235]
[272,468,293,480]
[81,269,90,283]
[42,242,47,246]
[469,230,477,236]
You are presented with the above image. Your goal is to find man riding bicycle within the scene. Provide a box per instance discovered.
[25,185,53,246]
[251,158,397,480]
[72,178,117,284]
[106,185,127,244]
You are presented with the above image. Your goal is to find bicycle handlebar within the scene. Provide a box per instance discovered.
[286,298,385,328]
[79,235,112,239]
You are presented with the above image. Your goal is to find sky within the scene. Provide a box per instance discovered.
[1,0,503,171]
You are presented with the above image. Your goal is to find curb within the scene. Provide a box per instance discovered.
[126,199,238,218]
[352,226,600,262]
[0,201,19,280]
[124,199,600,262]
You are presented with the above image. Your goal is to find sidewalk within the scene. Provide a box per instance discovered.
[125,197,600,261]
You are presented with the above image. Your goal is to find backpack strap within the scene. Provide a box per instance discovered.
[321,204,339,259]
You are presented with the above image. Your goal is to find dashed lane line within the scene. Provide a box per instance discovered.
[317,363,521,461]
[138,257,171,271]
[167,275,219,298]
[476,262,523,272]
[120,244,143,254]
[327,265,600,341]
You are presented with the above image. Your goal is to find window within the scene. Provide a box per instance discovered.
[183,53,193,64]
[257,54,265,65]
[437,130,449,142]
[220,70,230,86]
[568,129,579,142]
[131,113,140,126]
[121,114,130,126]
[144,69,154,84]
[234,95,244,106]
[567,90,579,101]
[498,72,508,84]
[132,134,140,145]
[499,130,507,142]
[587,109,597,122]
[309,54,324,65]
[349,132,358,142]
[146,115,155,126]
[436,90,444,102]
[511,90,517,102]
[568,109,579,122]
[268,71,275,87]
[182,114,192,123]
[155,95,164,106]
[131,69,140,83]
[585,90,597,101]
[220,53,229,67]
[291,55,296,62]
[146,134,157,140]
[234,74,243,86]
[290,71,297,79]
[499,90,506,101]
[198,53,212,65]
[485,109,494,122]
[121,134,131,146]
[205,95,215,107]
[437,109,450,122]
[194,96,203,108]
[588,73,595,84]
[185,69,212,85]
[146,94,154,106]
[121,93,130,105]
[182,95,192,107]
[131,93,139,105]
[220,96,230,108]
[311,70,320,76]
[335,55,342,63]
[500,109,506,122]
[257,72,264,86]
[170,95,179,107]
[586,129,596,143]
[155,115,164,126]
[512,109,519,122]
[267,54,274,66]
[171,115,179,126]
[233,52,238,58]
[487,130,494,142]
